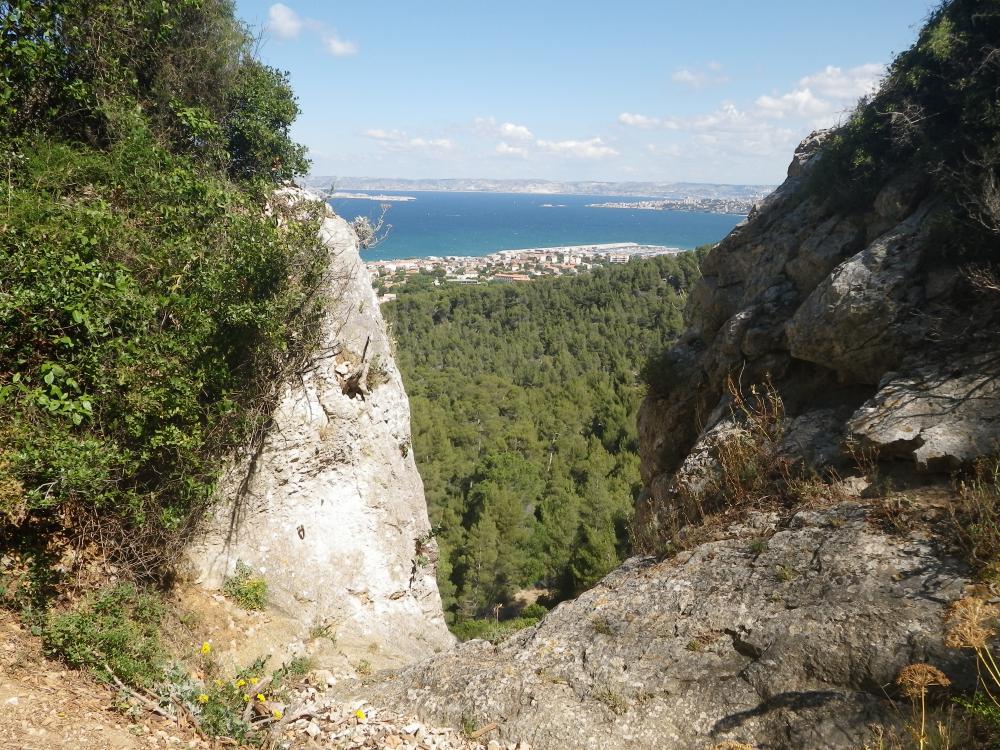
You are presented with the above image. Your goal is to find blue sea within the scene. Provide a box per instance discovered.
[327,191,742,261]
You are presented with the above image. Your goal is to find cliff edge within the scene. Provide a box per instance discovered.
[186,189,453,667]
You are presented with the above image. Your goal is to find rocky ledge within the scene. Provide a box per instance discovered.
[360,502,972,750]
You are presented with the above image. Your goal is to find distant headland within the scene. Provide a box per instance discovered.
[304,175,774,201]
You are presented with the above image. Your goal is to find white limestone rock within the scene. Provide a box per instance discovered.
[186,188,453,666]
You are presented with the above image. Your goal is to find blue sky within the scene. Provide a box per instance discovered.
[234,1,937,184]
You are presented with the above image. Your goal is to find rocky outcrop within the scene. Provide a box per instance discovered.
[186,189,453,666]
[638,132,1000,511]
[365,504,971,750]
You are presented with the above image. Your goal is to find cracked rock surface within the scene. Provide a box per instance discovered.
[638,132,1000,513]
[362,504,971,750]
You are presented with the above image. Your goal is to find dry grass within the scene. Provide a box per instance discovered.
[634,372,833,558]
[948,456,1000,573]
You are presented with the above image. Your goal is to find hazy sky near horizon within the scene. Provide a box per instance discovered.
[234,1,937,185]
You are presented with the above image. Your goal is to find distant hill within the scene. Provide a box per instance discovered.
[303,175,774,200]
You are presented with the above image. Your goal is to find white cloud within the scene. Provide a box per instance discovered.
[472,116,496,134]
[499,122,533,141]
[755,88,831,119]
[363,128,407,141]
[324,33,358,57]
[799,63,884,99]
[618,61,883,176]
[618,112,659,129]
[671,69,705,87]
[267,3,303,39]
[496,142,528,158]
[363,129,451,151]
[617,112,679,130]
[474,117,534,141]
[755,63,884,125]
[537,137,618,159]
[268,4,357,56]
[671,64,729,90]
[646,143,683,157]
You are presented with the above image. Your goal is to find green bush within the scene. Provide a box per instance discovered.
[805,0,1000,235]
[521,602,548,620]
[42,583,165,688]
[224,59,309,181]
[0,0,307,183]
[222,561,267,610]
[0,124,327,574]
[451,616,540,644]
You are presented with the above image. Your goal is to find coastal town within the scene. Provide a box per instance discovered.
[366,242,682,298]
[587,196,757,214]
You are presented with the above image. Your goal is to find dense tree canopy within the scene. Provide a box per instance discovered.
[385,256,700,622]
[0,0,308,179]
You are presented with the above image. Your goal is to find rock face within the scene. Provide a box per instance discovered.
[638,133,1000,508]
[186,189,453,665]
[367,504,971,750]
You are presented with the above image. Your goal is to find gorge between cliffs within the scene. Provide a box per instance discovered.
[2,1,1000,749]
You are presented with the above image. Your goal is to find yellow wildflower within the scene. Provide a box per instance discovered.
[200,642,211,655]
[213,679,223,688]
[354,709,366,721]
[256,693,266,702]
[272,709,283,720]
[251,676,259,684]
[242,694,250,702]
[196,694,209,704]
[235,678,246,687]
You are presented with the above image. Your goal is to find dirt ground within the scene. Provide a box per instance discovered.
[0,612,206,750]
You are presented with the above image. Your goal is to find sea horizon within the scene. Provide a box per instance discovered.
[327,189,744,262]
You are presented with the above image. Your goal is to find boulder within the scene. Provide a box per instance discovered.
[365,505,972,750]
[785,204,931,385]
[849,354,1000,471]
[186,189,453,667]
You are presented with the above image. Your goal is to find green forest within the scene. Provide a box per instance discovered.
[384,256,702,625]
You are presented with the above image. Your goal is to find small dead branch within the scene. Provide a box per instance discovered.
[351,203,392,249]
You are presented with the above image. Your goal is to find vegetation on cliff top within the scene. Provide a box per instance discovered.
[808,0,1000,257]
[385,255,699,623]
[0,1,323,600]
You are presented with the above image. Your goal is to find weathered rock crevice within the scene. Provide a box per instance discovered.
[363,504,972,750]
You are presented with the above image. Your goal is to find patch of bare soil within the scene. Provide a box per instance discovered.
[0,612,204,750]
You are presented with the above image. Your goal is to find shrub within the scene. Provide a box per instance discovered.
[805,0,1000,246]
[42,583,165,688]
[223,561,267,610]
[0,128,327,577]
[948,456,1000,574]
[592,686,628,715]
[451,615,540,644]
[521,602,548,620]
[224,59,309,181]
[0,0,308,183]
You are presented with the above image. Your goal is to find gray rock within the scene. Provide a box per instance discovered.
[784,215,864,294]
[849,354,1000,470]
[785,204,931,384]
[365,505,972,750]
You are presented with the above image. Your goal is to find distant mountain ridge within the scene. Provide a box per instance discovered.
[303,175,774,200]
